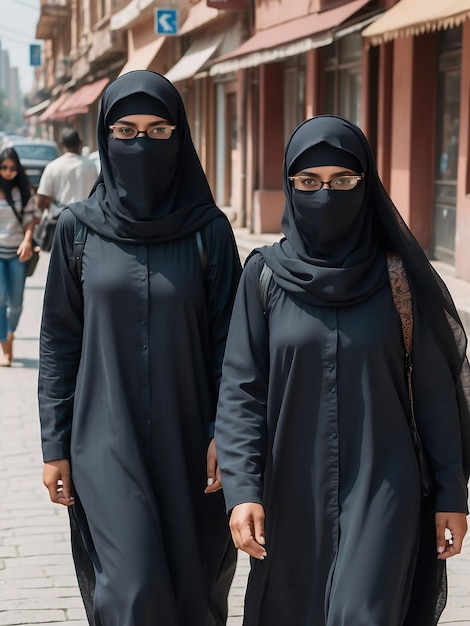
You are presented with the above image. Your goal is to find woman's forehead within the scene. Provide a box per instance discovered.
[286,117,368,171]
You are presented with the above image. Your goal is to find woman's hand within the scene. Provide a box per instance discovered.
[204,438,222,494]
[43,460,75,506]
[436,511,468,559]
[229,502,267,560]
[17,237,33,262]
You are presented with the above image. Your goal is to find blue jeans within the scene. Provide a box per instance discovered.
[0,255,27,341]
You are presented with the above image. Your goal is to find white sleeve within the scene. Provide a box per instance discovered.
[36,163,54,198]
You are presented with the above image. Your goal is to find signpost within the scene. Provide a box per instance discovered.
[29,44,41,67]
[155,8,178,35]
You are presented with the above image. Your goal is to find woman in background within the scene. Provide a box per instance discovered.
[0,147,34,366]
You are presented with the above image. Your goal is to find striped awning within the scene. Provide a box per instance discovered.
[363,0,470,46]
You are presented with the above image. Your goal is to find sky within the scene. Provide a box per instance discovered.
[0,0,41,96]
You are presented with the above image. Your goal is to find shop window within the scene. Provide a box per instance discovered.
[321,32,362,125]
[283,59,305,145]
[432,26,462,263]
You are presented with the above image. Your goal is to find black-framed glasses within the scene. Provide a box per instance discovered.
[0,165,18,172]
[289,174,364,192]
[109,125,176,140]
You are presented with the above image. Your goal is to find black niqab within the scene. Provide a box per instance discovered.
[68,70,223,242]
[260,115,388,306]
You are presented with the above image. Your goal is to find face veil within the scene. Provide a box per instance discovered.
[258,115,388,307]
[68,70,223,243]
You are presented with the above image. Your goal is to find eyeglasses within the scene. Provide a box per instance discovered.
[109,125,176,140]
[289,174,364,192]
[0,165,18,172]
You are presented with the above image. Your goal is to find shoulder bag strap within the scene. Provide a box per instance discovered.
[73,218,88,284]
[259,262,273,319]
[387,253,432,497]
[6,196,24,229]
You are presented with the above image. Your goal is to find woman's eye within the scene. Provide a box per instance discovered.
[150,127,168,136]
[113,127,134,136]
[301,178,316,186]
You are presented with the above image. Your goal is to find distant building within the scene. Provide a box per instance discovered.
[0,39,22,107]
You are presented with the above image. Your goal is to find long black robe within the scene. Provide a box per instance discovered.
[215,252,468,626]
[39,208,241,625]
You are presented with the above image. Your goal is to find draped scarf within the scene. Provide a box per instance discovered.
[68,70,223,242]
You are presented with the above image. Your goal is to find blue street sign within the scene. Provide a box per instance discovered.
[155,8,178,35]
[29,44,41,67]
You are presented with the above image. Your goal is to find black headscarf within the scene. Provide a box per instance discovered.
[260,115,388,306]
[0,147,32,210]
[259,114,470,482]
[68,70,223,242]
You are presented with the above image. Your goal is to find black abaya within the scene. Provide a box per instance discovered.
[38,70,242,625]
[215,253,467,626]
[39,209,240,624]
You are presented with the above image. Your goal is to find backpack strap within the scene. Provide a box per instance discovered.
[71,222,206,288]
[195,229,207,276]
[73,218,88,284]
[259,262,273,319]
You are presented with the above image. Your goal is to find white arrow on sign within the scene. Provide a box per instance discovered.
[158,12,175,32]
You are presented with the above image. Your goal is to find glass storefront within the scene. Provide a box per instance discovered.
[322,32,362,125]
[432,27,462,264]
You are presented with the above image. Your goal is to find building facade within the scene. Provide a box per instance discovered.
[30,0,470,280]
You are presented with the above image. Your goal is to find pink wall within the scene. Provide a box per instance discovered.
[255,0,312,29]
[390,35,436,252]
[258,63,284,189]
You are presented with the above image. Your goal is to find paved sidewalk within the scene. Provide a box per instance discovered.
[0,233,469,625]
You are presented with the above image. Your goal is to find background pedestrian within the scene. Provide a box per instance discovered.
[35,127,98,251]
[36,127,98,211]
[0,147,35,366]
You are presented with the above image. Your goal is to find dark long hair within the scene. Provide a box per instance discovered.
[0,147,32,210]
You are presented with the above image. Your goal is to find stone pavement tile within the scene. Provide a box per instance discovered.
[439,606,470,624]
[4,533,68,546]
[0,610,65,625]
[0,586,80,600]
[64,610,90,623]
[1,595,84,610]
[2,554,72,569]
[0,566,46,580]
[17,541,72,558]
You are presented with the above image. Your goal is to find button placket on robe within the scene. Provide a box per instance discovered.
[137,245,151,445]
[323,308,340,543]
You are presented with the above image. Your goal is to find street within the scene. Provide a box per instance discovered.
[1,237,469,625]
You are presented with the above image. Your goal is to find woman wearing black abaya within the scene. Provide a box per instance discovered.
[38,70,241,625]
[215,115,470,626]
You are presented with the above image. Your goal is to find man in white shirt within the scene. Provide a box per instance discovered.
[36,128,98,211]
[35,128,98,250]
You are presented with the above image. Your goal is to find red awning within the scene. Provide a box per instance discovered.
[51,77,110,120]
[39,93,70,122]
[210,0,370,74]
